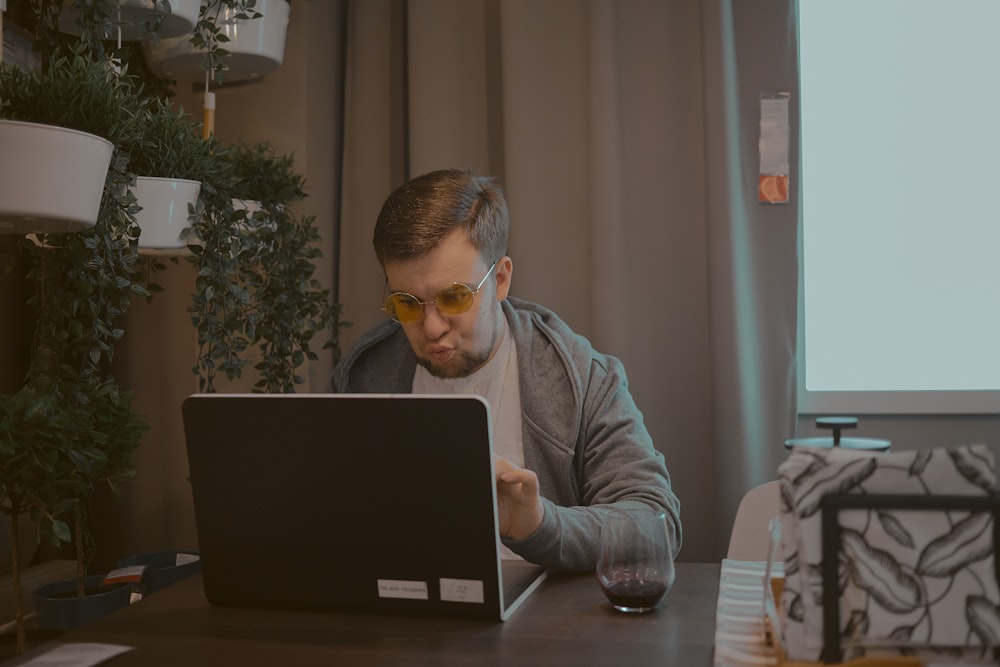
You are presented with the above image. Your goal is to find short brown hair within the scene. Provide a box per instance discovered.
[373,169,509,266]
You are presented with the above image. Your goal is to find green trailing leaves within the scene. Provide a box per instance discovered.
[191,1,263,82]
[0,380,145,552]
[1,38,149,628]
[184,141,348,393]
[126,98,224,182]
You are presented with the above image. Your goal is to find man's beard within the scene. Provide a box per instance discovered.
[417,327,501,379]
[416,349,491,379]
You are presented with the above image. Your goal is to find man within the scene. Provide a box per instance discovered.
[332,169,681,571]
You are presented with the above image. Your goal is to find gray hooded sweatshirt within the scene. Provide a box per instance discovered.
[331,297,682,571]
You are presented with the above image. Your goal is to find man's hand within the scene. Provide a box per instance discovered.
[493,454,544,540]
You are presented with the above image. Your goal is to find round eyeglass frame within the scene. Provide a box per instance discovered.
[381,260,499,324]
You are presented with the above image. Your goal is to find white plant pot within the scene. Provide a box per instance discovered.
[134,176,201,251]
[0,120,113,234]
[143,0,290,82]
[58,0,200,41]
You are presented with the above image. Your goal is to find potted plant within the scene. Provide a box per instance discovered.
[2,8,344,653]
[0,46,149,654]
[0,50,118,234]
[226,141,346,392]
[10,0,179,71]
[50,0,201,42]
[4,0,220,253]
[144,0,291,85]
[125,97,227,251]
[28,378,147,633]
[0,383,91,652]
[181,140,344,393]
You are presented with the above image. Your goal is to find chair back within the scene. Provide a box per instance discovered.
[726,480,781,561]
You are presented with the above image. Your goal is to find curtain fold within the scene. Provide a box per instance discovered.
[80,0,800,565]
[339,0,722,560]
[702,0,799,551]
[72,0,1000,566]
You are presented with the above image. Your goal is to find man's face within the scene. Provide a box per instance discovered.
[384,231,512,379]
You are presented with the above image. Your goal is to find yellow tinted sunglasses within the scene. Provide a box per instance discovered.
[381,261,498,324]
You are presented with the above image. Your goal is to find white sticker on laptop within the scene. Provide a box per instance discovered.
[378,579,428,600]
[377,579,429,600]
[440,578,484,604]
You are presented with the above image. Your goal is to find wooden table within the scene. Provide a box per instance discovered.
[12,562,720,666]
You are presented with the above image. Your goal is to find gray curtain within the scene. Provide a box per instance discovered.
[81,0,804,565]
[701,0,799,557]
[336,0,799,561]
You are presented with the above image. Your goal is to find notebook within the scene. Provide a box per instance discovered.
[181,393,547,621]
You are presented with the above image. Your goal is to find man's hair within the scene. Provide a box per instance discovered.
[373,169,509,266]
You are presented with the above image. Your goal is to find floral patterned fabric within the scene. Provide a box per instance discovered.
[777,444,1000,662]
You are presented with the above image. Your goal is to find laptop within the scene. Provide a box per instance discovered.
[181,393,547,621]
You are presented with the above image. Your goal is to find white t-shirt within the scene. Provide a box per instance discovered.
[412,318,525,559]
[412,318,524,465]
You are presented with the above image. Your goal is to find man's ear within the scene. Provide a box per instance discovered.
[494,256,513,301]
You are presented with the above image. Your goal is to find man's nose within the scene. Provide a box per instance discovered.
[421,302,451,338]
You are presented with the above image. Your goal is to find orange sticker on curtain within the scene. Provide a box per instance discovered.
[758,174,788,204]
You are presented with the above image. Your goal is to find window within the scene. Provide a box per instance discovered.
[797,0,1000,414]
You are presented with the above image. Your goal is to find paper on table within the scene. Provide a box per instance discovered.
[714,560,782,667]
[14,643,133,667]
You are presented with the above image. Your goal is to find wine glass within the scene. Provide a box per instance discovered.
[596,508,674,613]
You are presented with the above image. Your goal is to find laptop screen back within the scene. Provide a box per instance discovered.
[182,393,543,621]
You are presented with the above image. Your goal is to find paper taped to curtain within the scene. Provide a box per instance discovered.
[759,92,790,204]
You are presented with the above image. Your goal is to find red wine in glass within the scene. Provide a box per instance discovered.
[596,509,674,613]
[598,578,668,612]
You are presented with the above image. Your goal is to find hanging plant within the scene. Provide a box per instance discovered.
[183,174,253,391]
[0,45,150,654]
[230,143,345,392]
[183,141,346,393]
[124,98,228,249]
[189,0,262,81]
[11,0,172,61]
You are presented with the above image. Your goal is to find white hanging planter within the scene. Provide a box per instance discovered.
[57,0,201,41]
[0,120,113,234]
[134,176,201,253]
[54,0,198,42]
[143,0,290,83]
